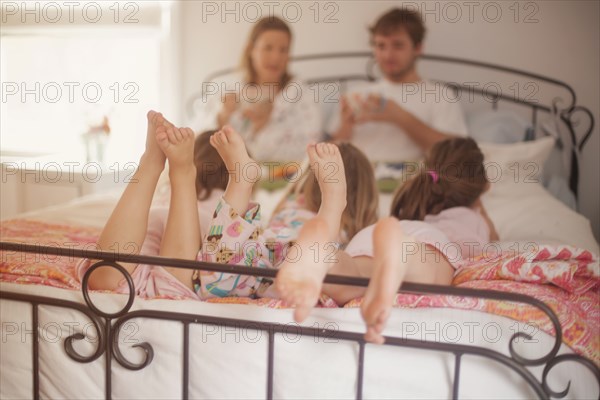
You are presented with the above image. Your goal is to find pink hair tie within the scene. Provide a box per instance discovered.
[427,170,439,183]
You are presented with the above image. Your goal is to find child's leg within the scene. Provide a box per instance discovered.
[361,217,454,344]
[155,125,199,290]
[89,111,167,290]
[210,125,260,216]
[276,143,347,322]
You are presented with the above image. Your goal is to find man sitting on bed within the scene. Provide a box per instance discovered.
[329,8,468,162]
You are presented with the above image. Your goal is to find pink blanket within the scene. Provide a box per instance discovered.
[1,219,598,364]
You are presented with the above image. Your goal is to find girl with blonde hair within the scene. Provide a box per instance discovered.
[276,137,499,343]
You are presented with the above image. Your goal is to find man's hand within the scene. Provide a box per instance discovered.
[332,93,405,141]
[242,101,274,135]
[354,93,405,126]
[335,92,457,151]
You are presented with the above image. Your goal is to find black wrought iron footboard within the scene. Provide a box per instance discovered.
[1,241,599,400]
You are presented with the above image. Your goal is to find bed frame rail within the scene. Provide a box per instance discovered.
[1,241,598,400]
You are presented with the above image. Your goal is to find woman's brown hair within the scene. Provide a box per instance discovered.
[194,130,228,200]
[391,137,488,221]
[240,16,292,87]
[272,142,379,243]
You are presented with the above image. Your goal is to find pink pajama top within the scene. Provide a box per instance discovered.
[345,207,491,267]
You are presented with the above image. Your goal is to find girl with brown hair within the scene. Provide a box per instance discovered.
[276,137,499,341]
[195,125,378,299]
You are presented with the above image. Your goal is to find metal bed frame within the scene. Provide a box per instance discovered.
[1,53,598,399]
[0,242,600,399]
[0,243,599,399]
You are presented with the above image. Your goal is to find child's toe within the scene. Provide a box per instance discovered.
[156,130,169,144]
[166,128,177,144]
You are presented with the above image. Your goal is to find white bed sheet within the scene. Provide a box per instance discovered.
[17,179,599,254]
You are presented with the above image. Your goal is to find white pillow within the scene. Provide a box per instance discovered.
[467,109,530,144]
[478,136,555,185]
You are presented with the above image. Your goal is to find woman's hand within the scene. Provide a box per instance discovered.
[242,101,274,135]
[217,93,239,126]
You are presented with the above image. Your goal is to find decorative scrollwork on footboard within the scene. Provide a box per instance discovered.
[63,320,106,364]
[81,260,136,319]
[1,241,599,400]
[80,260,155,370]
[542,354,600,399]
[111,339,155,371]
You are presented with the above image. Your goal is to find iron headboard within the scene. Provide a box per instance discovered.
[187,52,595,202]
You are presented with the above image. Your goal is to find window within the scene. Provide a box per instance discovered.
[1,1,169,164]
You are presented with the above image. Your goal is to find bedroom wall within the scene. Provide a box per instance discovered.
[179,0,599,241]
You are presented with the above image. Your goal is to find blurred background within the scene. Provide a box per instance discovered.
[1,0,598,238]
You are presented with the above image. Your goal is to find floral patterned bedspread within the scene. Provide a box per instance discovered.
[1,219,99,289]
[1,219,598,363]
[345,244,599,364]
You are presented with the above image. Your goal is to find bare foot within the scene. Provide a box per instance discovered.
[157,113,175,129]
[209,125,260,215]
[276,217,332,322]
[209,125,260,186]
[360,217,410,344]
[156,125,195,171]
[309,143,347,224]
[276,142,347,323]
[143,110,167,167]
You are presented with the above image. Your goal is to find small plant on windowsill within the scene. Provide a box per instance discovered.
[82,116,111,165]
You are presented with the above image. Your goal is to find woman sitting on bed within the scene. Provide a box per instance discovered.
[196,16,321,163]
[275,137,499,343]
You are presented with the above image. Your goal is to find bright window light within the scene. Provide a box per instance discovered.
[1,30,161,164]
